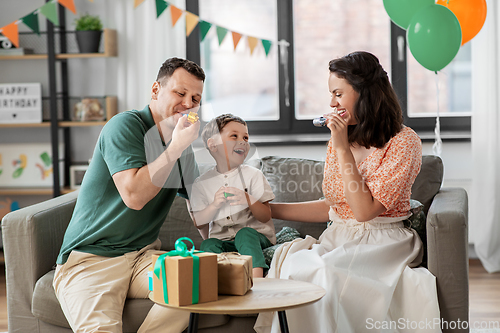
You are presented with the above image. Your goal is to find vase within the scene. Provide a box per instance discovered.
[75,30,102,53]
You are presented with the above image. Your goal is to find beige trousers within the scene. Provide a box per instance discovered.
[53,239,190,333]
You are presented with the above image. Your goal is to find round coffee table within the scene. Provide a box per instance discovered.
[150,277,326,333]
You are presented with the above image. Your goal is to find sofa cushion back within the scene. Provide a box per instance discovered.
[411,155,444,215]
[258,156,327,239]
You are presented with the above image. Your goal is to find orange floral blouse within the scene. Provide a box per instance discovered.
[322,126,422,219]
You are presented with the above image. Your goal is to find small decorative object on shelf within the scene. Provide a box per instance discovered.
[70,165,88,190]
[0,40,34,56]
[0,36,34,55]
[73,98,104,121]
[74,14,103,53]
[0,83,42,124]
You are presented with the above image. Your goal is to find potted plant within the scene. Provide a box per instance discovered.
[74,14,103,53]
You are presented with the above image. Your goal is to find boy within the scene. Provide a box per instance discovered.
[189,114,276,278]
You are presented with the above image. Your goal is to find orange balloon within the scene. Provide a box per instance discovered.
[436,0,487,45]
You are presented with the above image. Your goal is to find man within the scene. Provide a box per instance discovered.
[53,57,205,333]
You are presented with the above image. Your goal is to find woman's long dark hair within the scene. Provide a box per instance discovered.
[329,51,403,148]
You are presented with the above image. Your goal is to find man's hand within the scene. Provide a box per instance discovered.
[168,114,200,157]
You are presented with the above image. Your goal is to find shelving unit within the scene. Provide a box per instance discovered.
[0,7,117,198]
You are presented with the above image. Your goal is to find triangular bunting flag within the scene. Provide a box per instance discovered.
[247,36,259,55]
[39,1,59,26]
[199,20,212,41]
[155,0,168,19]
[232,32,242,50]
[1,21,19,48]
[170,5,183,27]
[185,12,199,37]
[58,0,76,15]
[22,12,40,36]
[261,39,272,56]
[216,26,228,45]
[134,0,146,8]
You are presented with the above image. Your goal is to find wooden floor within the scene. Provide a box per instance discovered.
[469,259,500,328]
[0,259,497,331]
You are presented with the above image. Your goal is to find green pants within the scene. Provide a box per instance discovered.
[200,227,272,269]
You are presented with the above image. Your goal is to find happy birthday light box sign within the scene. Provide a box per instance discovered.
[0,83,42,124]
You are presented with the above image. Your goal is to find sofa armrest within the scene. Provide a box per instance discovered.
[426,187,468,331]
[1,190,78,331]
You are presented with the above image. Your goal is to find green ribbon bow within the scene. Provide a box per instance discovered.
[153,237,201,304]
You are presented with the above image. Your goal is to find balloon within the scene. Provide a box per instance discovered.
[407,4,462,72]
[436,0,487,45]
[383,0,434,29]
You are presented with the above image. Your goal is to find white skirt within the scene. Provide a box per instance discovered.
[254,211,442,333]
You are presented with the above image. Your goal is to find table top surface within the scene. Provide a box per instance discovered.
[150,278,326,315]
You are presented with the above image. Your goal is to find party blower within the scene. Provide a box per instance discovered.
[312,107,345,127]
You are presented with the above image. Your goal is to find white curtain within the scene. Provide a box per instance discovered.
[471,0,500,273]
[101,0,186,113]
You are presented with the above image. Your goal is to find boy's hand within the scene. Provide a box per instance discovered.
[211,186,228,209]
[224,187,255,207]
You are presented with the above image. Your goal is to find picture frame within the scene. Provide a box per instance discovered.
[0,143,64,187]
[70,165,88,189]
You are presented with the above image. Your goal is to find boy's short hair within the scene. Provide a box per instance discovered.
[201,114,247,149]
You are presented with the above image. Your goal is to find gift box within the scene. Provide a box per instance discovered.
[151,238,218,306]
[217,252,253,296]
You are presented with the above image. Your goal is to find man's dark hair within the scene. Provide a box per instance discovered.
[201,114,247,149]
[329,51,403,148]
[156,57,205,84]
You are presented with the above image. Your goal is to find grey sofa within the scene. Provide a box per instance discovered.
[1,155,469,333]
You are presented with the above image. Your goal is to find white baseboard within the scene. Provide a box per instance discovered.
[469,243,478,259]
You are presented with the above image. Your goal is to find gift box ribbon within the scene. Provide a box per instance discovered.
[153,237,201,304]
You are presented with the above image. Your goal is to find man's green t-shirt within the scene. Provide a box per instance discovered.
[56,106,199,265]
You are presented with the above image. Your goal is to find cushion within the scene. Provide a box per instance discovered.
[406,199,426,238]
[263,226,302,266]
[411,155,443,215]
[258,156,328,240]
[404,199,427,267]
[259,156,325,203]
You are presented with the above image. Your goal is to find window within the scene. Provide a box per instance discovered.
[198,0,279,123]
[187,1,471,137]
[391,23,471,135]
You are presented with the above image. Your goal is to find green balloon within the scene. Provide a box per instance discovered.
[407,5,462,72]
[383,0,435,29]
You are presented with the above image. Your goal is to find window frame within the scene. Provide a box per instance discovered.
[186,2,470,138]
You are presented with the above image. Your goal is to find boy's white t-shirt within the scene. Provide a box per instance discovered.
[190,165,276,244]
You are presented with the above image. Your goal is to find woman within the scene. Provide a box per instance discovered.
[254,51,441,333]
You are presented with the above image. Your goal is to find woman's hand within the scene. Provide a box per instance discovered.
[325,112,349,152]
